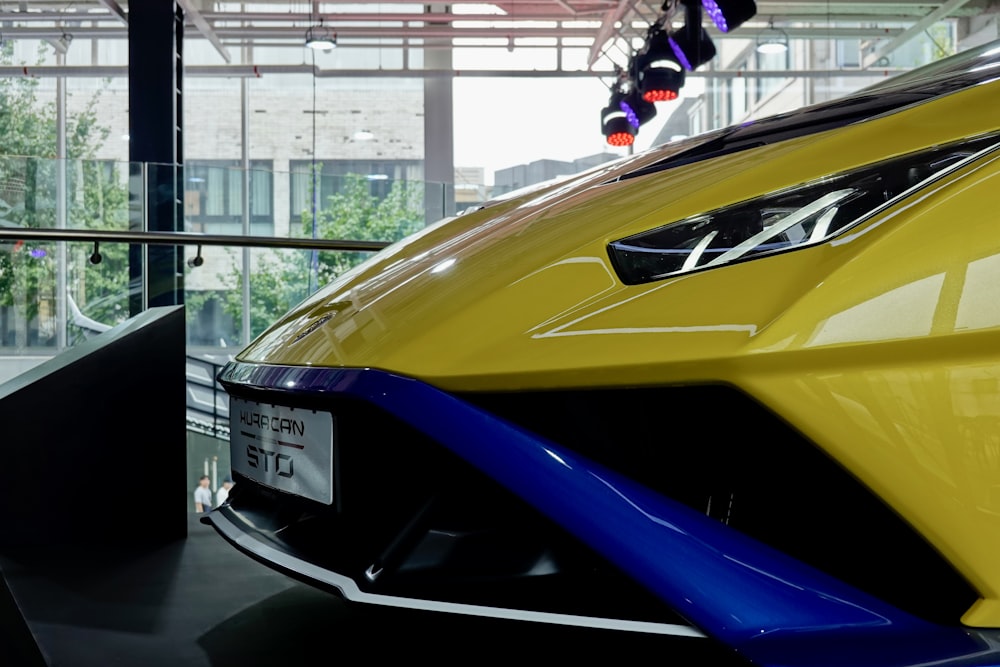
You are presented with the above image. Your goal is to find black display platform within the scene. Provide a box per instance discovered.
[0,306,188,549]
[1,515,746,666]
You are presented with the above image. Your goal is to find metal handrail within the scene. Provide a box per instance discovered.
[186,354,229,439]
[0,227,391,252]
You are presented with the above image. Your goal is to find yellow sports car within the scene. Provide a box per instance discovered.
[207,42,1000,667]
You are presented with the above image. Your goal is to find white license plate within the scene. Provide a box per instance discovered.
[229,397,335,505]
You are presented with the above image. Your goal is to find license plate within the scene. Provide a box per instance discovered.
[229,397,335,505]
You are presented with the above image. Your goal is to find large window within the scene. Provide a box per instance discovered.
[289,159,422,222]
[756,47,791,102]
[729,61,749,122]
[185,160,274,235]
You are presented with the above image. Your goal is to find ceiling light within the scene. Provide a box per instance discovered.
[635,31,686,103]
[353,129,374,141]
[305,20,337,51]
[605,127,635,147]
[668,26,718,71]
[700,0,757,33]
[756,21,789,54]
[601,90,636,147]
[620,88,658,127]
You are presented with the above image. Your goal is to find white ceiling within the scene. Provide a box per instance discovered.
[0,0,994,69]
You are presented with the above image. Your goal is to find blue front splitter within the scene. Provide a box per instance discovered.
[219,362,996,667]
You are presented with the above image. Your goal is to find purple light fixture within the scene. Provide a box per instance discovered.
[635,30,686,102]
[700,0,757,33]
[601,91,637,146]
[620,99,640,128]
[620,89,657,129]
[669,36,693,71]
[668,28,717,71]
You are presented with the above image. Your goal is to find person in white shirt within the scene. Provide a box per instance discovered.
[194,475,213,512]
[216,476,234,507]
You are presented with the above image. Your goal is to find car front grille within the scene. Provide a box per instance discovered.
[461,384,978,626]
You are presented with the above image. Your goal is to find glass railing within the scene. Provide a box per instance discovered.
[181,163,467,349]
[0,156,495,364]
[0,155,133,378]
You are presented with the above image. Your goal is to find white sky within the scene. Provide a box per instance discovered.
[453,76,704,183]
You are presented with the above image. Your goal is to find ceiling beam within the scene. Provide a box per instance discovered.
[588,0,642,66]
[862,0,974,66]
[0,64,909,78]
[0,9,959,24]
[201,12,608,22]
[755,0,982,13]
[553,0,582,14]
[96,0,126,24]
[176,0,231,63]
[0,24,905,41]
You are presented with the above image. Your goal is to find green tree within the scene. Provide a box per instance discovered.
[188,247,312,343]
[195,174,424,343]
[301,173,424,285]
[0,42,129,345]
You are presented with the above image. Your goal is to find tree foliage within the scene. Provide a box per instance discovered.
[302,173,424,285]
[0,42,129,345]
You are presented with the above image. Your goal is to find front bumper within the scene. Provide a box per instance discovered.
[203,493,700,636]
[207,362,996,667]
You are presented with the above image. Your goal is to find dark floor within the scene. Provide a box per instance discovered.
[1,514,746,666]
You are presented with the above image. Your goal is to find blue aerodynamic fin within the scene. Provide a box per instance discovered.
[220,362,998,667]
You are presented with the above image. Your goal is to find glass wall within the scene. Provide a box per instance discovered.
[0,155,132,364]
[674,20,959,140]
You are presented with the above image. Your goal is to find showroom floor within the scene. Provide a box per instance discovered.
[1,515,746,666]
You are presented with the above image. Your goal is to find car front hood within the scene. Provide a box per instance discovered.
[236,82,999,392]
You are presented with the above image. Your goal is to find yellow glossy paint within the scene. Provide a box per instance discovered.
[238,80,1000,624]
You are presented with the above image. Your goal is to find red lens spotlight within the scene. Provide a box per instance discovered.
[601,93,638,145]
[607,131,635,147]
[642,89,679,103]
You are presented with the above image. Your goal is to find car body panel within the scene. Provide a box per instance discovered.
[237,81,998,389]
[213,44,1000,666]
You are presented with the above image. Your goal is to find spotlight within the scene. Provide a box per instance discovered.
[305,20,337,51]
[635,32,686,103]
[668,26,717,71]
[701,0,757,33]
[620,88,658,128]
[606,128,635,147]
[601,91,636,147]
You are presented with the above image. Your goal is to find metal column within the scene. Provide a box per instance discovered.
[240,49,252,345]
[128,0,184,313]
[55,53,67,349]
[423,6,455,223]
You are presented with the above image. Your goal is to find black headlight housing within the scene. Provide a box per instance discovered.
[608,134,1000,285]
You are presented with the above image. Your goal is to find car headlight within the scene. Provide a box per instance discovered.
[607,134,999,285]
